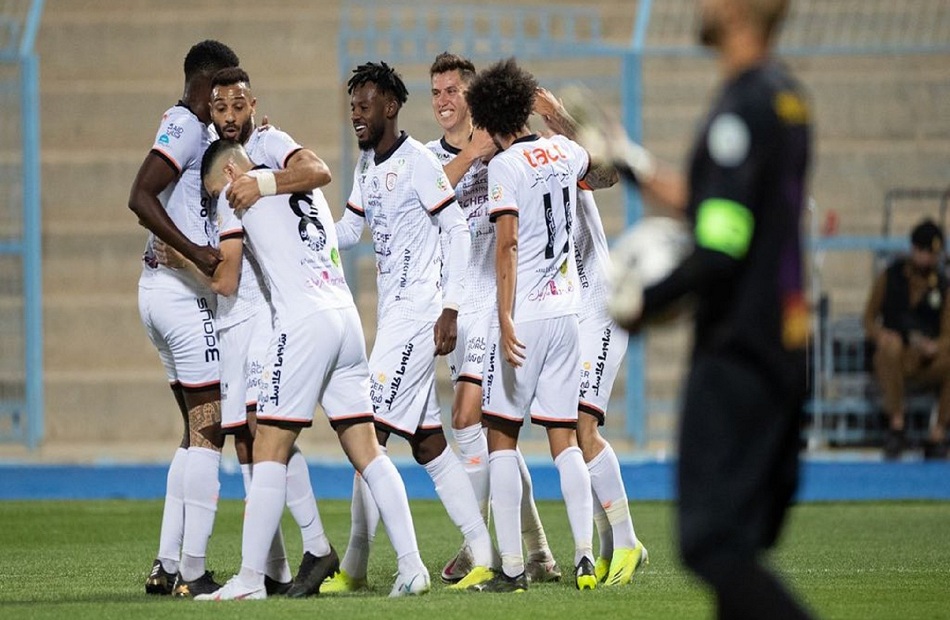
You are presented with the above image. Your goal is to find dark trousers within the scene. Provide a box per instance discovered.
[677,353,812,620]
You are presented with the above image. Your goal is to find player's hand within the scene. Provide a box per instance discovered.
[188,244,222,278]
[500,316,526,368]
[227,173,263,212]
[256,115,275,132]
[463,128,499,163]
[434,308,459,356]
[875,328,903,352]
[152,238,186,269]
[532,87,564,124]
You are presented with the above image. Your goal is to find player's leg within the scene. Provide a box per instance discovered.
[326,307,428,597]
[139,286,188,594]
[148,288,223,598]
[576,319,645,586]
[515,447,561,583]
[873,331,907,458]
[533,316,595,590]
[677,354,812,619]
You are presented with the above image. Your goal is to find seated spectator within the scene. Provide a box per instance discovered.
[863,219,950,460]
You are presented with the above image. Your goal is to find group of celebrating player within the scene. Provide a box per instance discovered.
[129,40,646,601]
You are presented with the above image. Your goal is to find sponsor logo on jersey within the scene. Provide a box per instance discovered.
[197,297,219,362]
[165,123,184,139]
[519,142,569,169]
[269,332,288,406]
[383,342,414,410]
[591,327,611,396]
[436,174,449,192]
[158,134,170,145]
[490,184,503,202]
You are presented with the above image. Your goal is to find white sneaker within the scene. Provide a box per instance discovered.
[388,569,431,598]
[194,576,266,601]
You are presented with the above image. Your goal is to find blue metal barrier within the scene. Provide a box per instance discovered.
[0,0,43,448]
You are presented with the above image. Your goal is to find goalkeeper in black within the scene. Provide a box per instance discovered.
[611,0,813,617]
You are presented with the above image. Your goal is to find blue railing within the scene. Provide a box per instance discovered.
[1,0,44,448]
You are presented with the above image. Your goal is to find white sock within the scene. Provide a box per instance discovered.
[587,444,637,549]
[239,461,287,585]
[157,447,187,574]
[424,446,494,567]
[240,463,253,496]
[362,455,426,576]
[516,448,551,559]
[286,447,331,557]
[554,446,594,567]
[180,447,221,581]
[244,461,292,582]
[453,424,491,522]
[592,486,614,559]
[338,471,378,579]
[490,450,524,578]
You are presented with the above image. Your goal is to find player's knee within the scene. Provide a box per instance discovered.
[411,432,447,464]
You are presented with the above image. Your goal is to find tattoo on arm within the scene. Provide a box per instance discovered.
[582,161,620,190]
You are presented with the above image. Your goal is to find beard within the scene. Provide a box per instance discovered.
[358,121,385,151]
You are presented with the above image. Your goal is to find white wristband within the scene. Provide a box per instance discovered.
[256,171,277,196]
[619,138,657,184]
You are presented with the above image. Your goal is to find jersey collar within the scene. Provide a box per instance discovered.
[511,133,540,146]
[440,135,462,155]
[374,131,409,166]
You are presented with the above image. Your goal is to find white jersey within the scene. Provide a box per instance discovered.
[426,137,495,315]
[140,103,216,290]
[346,133,458,322]
[574,190,611,321]
[219,173,353,326]
[214,128,303,329]
[487,133,590,322]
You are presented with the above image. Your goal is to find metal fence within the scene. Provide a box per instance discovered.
[338,0,950,452]
[0,0,43,448]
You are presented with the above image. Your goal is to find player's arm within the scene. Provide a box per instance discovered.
[210,236,243,297]
[442,128,497,187]
[128,152,221,276]
[533,87,618,190]
[936,286,950,356]
[227,148,332,211]
[433,201,470,355]
[494,213,525,367]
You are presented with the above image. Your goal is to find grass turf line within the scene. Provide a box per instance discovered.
[0,500,948,619]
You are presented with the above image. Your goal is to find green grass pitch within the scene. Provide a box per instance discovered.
[1,499,948,619]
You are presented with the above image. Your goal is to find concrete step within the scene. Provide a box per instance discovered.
[43,226,145,297]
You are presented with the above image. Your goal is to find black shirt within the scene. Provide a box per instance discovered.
[645,60,811,391]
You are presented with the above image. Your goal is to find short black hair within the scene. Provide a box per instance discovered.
[911,218,944,252]
[211,67,251,90]
[347,61,409,105]
[466,58,537,137]
[429,52,476,83]
[200,138,242,183]
[184,40,240,81]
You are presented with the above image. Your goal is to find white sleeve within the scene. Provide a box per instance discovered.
[414,149,457,214]
[552,134,591,184]
[487,157,519,222]
[261,129,304,170]
[435,202,470,311]
[151,110,204,174]
[335,165,366,249]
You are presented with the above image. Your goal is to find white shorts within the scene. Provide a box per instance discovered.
[219,307,272,433]
[577,313,628,425]
[447,309,492,385]
[138,280,219,389]
[369,318,441,439]
[257,306,375,428]
[482,315,581,428]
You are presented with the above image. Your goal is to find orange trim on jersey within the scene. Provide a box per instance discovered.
[488,207,519,222]
[179,379,220,391]
[256,414,312,425]
[221,420,248,430]
[346,201,365,217]
[481,409,523,423]
[429,195,457,215]
[457,373,482,385]
[220,229,244,242]
[283,147,304,169]
[529,412,578,423]
[577,179,593,192]
[578,400,605,416]
[330,412,375,422]
[150,147,182,176]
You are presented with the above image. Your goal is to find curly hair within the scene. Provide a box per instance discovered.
[211,67,251,90]
[347,61,409,105]
[466,58,537,137]
[429,52,476,83]
[183,40,240,80]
